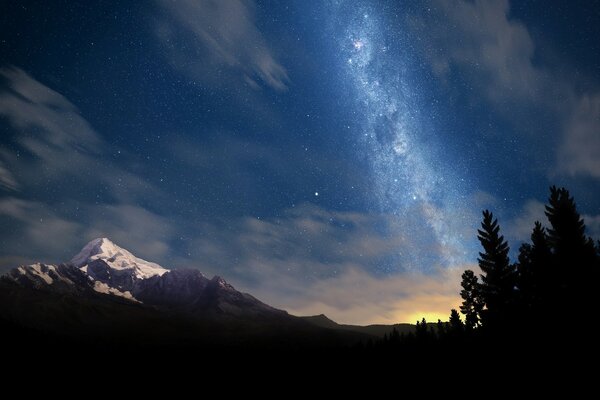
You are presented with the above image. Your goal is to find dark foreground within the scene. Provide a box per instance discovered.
[0,281,594,384]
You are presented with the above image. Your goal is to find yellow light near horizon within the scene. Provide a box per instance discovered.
[405,311,451,324]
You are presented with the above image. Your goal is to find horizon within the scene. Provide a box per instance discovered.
[1,0,599,326]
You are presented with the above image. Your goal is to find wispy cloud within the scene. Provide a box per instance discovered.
[0,67,158,203]
[504,199,547,243]
[0,67,175,267]
[584,214,600,240]
[0,67,465,324]
[410,0,541,103]
[0,160,19,191]
[155,0,289,90]
[409,0,600,181]
[183,204,467,324]
[83,204,175,262]
[558,94,600,178]
[283,267,466,325]
[0,198,81,259]
[0,196,177,269]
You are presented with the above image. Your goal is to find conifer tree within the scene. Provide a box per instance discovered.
[516,222,551,312]
[544,186,597,313]
[415,317,428,341]
[449,309,464,334]
[437,319,446,339]
[477,210,515,326]
[460,269,483,329]
[545,187,596,276]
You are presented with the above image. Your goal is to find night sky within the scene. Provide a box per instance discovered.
[1,0,599,324]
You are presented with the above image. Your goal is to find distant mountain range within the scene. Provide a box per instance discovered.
[0,238,413,351]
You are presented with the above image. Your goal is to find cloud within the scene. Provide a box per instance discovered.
[0,66,102,158]
[558,94,600,178]
[504,199,547,242]
[584,214,600,240]
[0,191,467,324]
[188,204,410,278]
[183,204,469,324]
[410,1,600,181]
[0,67,467,324]
[83,204,175,262]
[0,197,176,269]
[282,267,466,325]
[0,197,82,263]
[155,0,289,90]
[0,67,175,268]
[0,67,158,203]
[411,0,541,103]
[0,160,19,191]
[471,190,498,209]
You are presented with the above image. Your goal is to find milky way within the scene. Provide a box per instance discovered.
[332,3,473,272]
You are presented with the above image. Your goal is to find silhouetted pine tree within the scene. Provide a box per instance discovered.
[517,243,534,307]
[460,269,483,329]
[415,318,428,342]
[545,186,598,317]
[448,309,464,335]
[519,222,553,314]
[437,319,446,338]
[477,210,515,327]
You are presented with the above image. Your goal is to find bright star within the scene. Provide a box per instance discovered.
[315,192,319,196]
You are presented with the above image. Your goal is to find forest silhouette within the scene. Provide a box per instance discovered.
[1,185,597,372]
[374,186,599,358]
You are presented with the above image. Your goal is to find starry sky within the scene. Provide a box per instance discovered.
[1,0,599,324]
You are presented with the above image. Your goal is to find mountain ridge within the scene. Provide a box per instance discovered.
[0,238,381,352]
[3,237,286,320]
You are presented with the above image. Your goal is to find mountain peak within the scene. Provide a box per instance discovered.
[71,237,121,266]
[70,237,167,279]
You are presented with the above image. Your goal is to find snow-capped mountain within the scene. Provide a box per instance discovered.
[71,237,167,279]
[2,237,285,319]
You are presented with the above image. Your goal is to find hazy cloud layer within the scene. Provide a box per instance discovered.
[0,197,175,269]
[0,68,174,265]
[0,67,158,203]
[0,161,18,191]
[0,68,466,324]
[504,199,547,243]
[410,0,600,180]
[155,0,288,90]
[559,94,600,178]
[410,0,541,103]
[584,214,600,240]
[283,267,466,325]
[182,204,468,324]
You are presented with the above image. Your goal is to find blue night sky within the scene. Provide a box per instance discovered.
[1,0,599,324]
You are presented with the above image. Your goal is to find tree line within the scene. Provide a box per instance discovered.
[376,186,600,350]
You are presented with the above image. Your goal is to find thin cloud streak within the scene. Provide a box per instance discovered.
[155,0,289,90]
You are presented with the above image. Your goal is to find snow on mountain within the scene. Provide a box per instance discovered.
[71,238,167,279]
[4,262,94,294]
[2,237,286,320]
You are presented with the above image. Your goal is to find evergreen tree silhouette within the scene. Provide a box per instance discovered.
[545,187,593,258]
[437,319,446,338]
[477,210,515,327]
[517,222,552,316]
[545,186,598,316]
[460,269,483,329]
[448,309,464,335]
[516,242,534,308]
[415,318,428,342]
